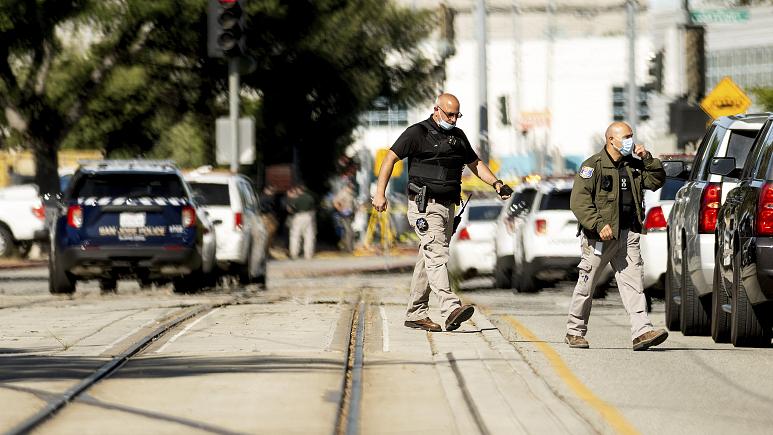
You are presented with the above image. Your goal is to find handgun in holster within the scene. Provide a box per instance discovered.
[408,183,428,213]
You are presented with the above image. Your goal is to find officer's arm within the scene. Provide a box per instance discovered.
[466,159,499,185]
[570,173,605,234]
[640,153,666,191]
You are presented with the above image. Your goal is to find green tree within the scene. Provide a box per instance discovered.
[0,0,438,195]
[753,87,773,111]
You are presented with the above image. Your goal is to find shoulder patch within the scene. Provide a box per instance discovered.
[579,166,594,179]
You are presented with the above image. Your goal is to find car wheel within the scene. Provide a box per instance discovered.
[0,226,16,258]
[664,248,680,331]
[494,255,513,289]
[173,271,204,294]
[518,260,538,293]
[731,249,771,347]
[99,278,117,293]
[679,246,710,335]
[711,250,731,343]
[48,248,75,294]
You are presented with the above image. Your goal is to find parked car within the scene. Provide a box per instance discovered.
[511,179,582,292]
[710,114,773,346]
[493,183,538,288]
[49,160,217,294]
[666,114,768,335]
[448,198,503,279]
[640,156,692,291]
[185,167,267,287]
[0,184,46,257]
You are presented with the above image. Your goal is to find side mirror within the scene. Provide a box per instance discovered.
[709,157,739,178]
[662,160,688,179]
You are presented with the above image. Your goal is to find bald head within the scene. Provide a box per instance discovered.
[605,121,633,161]
[433,93,462,128]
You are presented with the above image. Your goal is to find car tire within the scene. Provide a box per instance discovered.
[664,248,680,331]
[99,278,117,293]
[679,246,710,335]
[731,249,771,347]
[518,260,538,293]
[711,250,731,343]
[494,255,513,289]
[48,248,75,294]
[0,225,16,258]
[173,271,204,294]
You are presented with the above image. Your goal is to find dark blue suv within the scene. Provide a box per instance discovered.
[49,160,216,294]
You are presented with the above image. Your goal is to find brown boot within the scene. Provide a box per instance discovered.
[632,329,668,351]
[445,305,475,331]
[404,318,442,332]
[565,334,590,348]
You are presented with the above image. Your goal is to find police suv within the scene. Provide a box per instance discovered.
[48,160,216,294]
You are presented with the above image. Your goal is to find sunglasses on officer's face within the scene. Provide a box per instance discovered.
[438,106,463,120]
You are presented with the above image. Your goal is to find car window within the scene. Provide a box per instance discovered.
[755,122,773,180]
[744,121,771,179]
[73,173,186,198]
[507,188,537,217]
[725,129,758,170]
[239,182,257,212]
[539,189,571,210]
[659,178,686,200]
[696,125,727,181]
[189,182,230,206]
[689,125,716,181]
[468,205,502,221]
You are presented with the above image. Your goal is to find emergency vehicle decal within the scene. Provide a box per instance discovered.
[77,197,189,206]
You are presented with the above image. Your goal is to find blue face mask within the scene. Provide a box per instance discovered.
[438,118,455,130]
[619,137,634,156]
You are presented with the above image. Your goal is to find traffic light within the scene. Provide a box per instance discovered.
[498,95,510,126]
[648,50,664,93]
[208,0,246,58]
[611,85,650,122]
[612,86,625,121]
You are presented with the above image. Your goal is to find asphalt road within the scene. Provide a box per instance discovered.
[0,262,771,434]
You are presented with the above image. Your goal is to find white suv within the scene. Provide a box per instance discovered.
[185,168,267,286]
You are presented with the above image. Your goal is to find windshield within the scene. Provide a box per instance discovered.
[189,182,230,206]
[468,205,502,221]
[73,173,187,198]
[539,190,571,210]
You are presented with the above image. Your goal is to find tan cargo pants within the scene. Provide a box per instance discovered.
[567,230,655,340]
[405,200,463,322]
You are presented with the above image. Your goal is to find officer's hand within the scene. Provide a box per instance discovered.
[599,224,613,241]
[372,194,388,212]
[496,183,513,200]
[634,143,648,159]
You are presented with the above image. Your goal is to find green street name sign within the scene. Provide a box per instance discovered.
[691,9,750,24]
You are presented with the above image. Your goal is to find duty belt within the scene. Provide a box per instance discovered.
[408,193,458,206]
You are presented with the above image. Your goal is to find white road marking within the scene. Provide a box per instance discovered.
[379,306,390,352]
[155,308,221,354]
[105,317,158,351]
[323,303,342,351]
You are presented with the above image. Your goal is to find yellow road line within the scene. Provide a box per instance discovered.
[501,315,640,435]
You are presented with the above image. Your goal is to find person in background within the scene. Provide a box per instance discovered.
[332,183,356,252]
[287,185,317,260]
[259,184,280,258]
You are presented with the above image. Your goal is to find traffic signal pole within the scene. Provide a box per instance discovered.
[626,0,637,132]
[229,58,240,173]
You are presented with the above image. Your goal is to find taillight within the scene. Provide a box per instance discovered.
[535,219,547,235]
[756,183,773,236]
[458,227,471,240]
[234,212,243,230]
[181,206,196,228]
[32,204,45,220]
[644,206,667,231]
[67,205,83,228]
[699,182,721,233]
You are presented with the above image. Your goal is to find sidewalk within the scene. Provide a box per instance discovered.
[268,252,417,279]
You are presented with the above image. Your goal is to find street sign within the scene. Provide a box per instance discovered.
[690,9,750,24]
[700,77,752,120]
[216,117,255,165]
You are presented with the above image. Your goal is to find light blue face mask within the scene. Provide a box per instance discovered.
[619,137,634,156]
[438,118,455,130]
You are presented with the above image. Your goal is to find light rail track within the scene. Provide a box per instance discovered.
[334,300,366,435]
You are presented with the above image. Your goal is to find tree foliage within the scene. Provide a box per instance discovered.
[753,87,773,112]
[0,0,438,195]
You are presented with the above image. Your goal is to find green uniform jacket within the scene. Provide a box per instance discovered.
[570,149,666,239]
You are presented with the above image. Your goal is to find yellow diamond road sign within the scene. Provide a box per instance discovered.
[700,76,752,119]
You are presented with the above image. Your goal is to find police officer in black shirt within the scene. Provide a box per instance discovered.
[372,93,512,332]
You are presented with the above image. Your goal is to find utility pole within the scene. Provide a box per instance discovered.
[229,58,240,173]
[543,0,555,175]
[476,0,489,163]
[626,0,638,132]
[511,0,522,154]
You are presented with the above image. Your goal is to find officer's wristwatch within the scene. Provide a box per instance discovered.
[493,179,504,190]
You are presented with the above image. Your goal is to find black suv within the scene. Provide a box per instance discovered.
[710,116,773,347]
[49,160,217,294]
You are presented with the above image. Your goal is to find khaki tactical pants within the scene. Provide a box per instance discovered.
[289,211,316,260]
[567,230,655,340]
[405,200,463,322]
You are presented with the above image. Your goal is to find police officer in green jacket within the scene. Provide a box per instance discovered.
[565,121,669,351]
